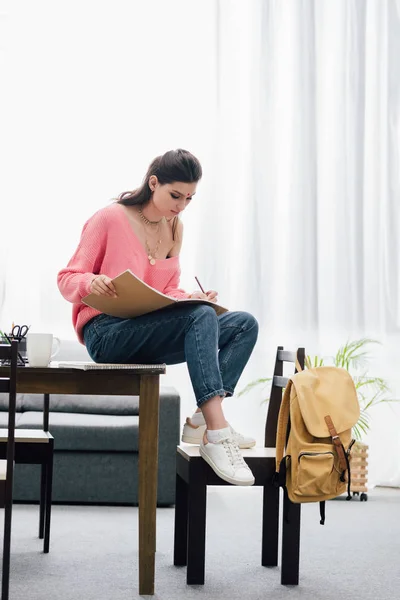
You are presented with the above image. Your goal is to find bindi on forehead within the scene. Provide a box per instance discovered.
[172,188,196,198]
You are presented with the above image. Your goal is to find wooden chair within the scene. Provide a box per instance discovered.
[0,340,18,600]
[173,346,305,585]
[0,393,54,554]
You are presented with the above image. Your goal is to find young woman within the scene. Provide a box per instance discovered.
[57,148,259,485]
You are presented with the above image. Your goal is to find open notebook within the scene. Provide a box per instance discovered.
[51,361,165,370]
[82,269,228,318]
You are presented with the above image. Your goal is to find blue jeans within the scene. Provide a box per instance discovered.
[83,305,259,407]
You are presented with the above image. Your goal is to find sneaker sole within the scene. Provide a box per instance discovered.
[199,445,255,486]
[239,440,256,449]
[181,434,204,444]
[182,433,257,450]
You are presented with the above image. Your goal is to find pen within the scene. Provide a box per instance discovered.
[195,276,205,294]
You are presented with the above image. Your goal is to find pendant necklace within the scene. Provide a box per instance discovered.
[138,207,163,265]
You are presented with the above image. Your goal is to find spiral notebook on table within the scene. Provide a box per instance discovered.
[82,269,228,318]
[52,361,166,370]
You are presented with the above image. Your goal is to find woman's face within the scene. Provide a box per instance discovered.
[149,176,197,217]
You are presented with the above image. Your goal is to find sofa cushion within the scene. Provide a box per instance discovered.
[0,411,23,427]
[56,339,92,362]
[19,386,178,416]
[0,393,23,412]
[21,393,140,416]
[17,412,139,452]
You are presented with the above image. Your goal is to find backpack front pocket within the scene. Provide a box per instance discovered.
[296,451,337,496]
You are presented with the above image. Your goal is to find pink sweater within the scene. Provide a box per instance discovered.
[57,202,190,344]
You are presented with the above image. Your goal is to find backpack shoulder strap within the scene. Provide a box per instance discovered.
[275,379,293,472]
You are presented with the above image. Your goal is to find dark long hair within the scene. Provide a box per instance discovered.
[117,149,202,240]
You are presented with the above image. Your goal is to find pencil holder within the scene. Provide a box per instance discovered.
[1,335,28,364]
[13,336,27,361]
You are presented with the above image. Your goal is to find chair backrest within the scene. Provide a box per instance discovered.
[264,346,305,447]
[0,340,19,458]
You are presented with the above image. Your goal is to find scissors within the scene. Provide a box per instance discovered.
[12,324,29,339]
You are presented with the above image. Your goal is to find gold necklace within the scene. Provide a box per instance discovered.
[139,207,163,227]
[139,216,162,266]
[144,234,162,265]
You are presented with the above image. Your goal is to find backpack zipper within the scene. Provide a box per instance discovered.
[298,451,334,461]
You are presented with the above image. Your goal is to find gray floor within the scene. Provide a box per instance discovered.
[5,486,400,600]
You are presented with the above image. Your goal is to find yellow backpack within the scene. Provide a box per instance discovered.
[274,361,360,524]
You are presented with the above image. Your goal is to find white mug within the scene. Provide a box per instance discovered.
[27,333,61,367]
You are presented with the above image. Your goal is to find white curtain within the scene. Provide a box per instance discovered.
[1,0,399,486]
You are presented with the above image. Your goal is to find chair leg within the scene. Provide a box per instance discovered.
[43,445,54,554]
[281,494,301,585]
[262,484,279,566]
[39,463,46,539]
[2,478,13,600]
[174,473,188,566]
[186,461,207,585]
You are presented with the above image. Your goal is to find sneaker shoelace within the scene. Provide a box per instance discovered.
[220,438,247,469]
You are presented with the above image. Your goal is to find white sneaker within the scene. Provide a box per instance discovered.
[182,417,256,449]
[199,432,255,486]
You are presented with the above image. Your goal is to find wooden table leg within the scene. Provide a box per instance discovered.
[138,374,160,595]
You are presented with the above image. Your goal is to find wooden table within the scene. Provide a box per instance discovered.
[0,363,166,595]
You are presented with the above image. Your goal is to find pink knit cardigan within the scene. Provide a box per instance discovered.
[57,203,190,343]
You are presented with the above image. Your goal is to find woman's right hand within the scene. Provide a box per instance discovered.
[189,291,208,300]
[90,274,118,297]
[190,290,218,303]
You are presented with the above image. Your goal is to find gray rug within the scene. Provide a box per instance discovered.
[5,487,400,600]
